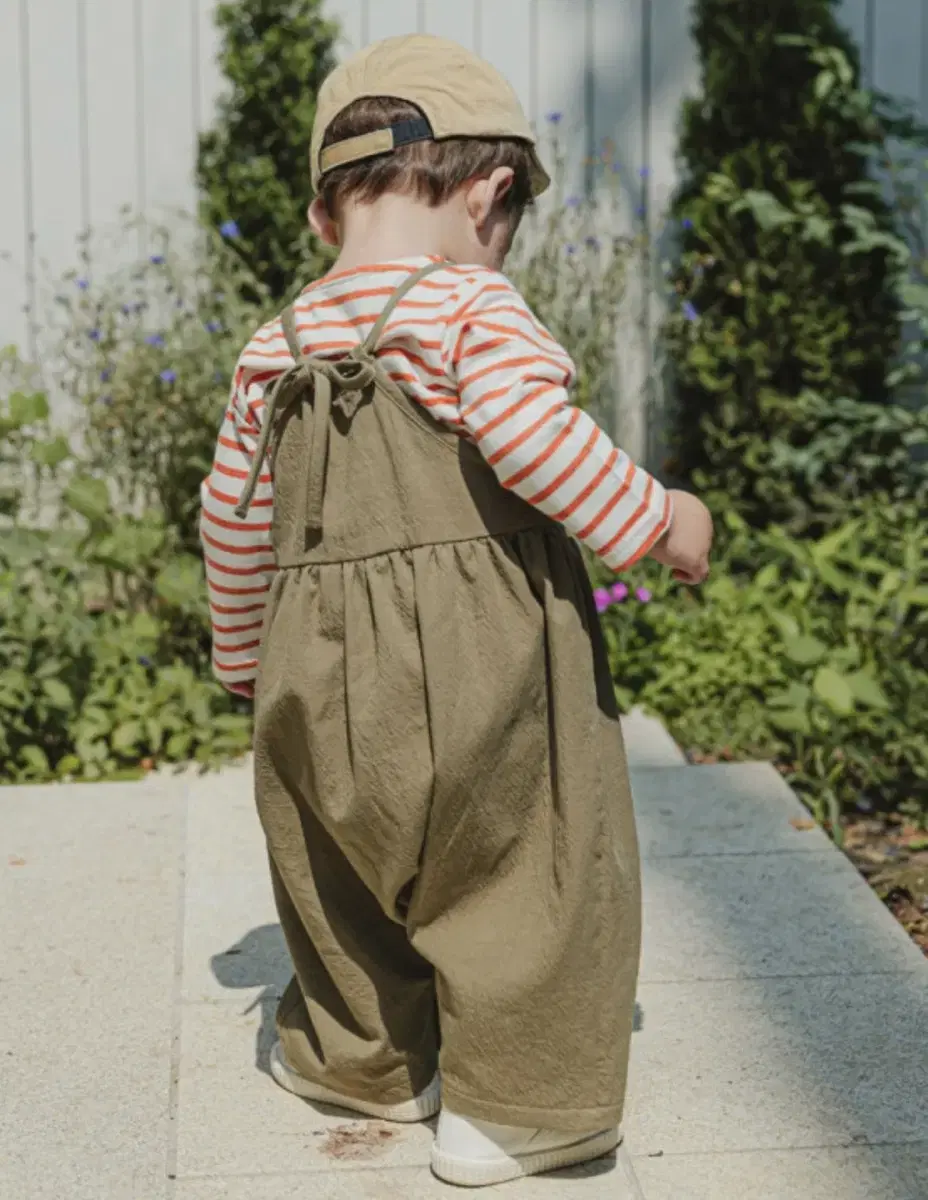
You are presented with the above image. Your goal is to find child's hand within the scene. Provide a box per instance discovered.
[648,490,713,584]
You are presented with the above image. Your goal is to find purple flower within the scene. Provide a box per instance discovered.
[636,587,652,604]
[205,319,222,334]
[566,244,576,256]
[150,254,165,265]
[76,277,90,290]
[101,395,113,406]
[594,587,612,614]
[611,582,629,603]
[145,333,165,347]
[638,166,649,178]
[682,217,694,230]
[636,204,647,218]
[160,369,177,384]
[100,369,112,382]
[566,195,582,209]
[121,304,133,316]
[220,220,241,239]
[586,235,600,249]
[138,655,153,668]
[546,111,563,125]
[88,328,102,342]
[682,300,699,322]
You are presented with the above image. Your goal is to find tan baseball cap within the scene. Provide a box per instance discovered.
[311,34,550,197]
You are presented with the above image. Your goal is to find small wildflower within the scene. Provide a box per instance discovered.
[636,587,652,604]
[213,370,224,383]
[150,254,165,265]
[611,582,629,603]
[566,195,582,209]
[638,166,649,178]
[205,319,222,334]
[636,204,647,218]
[220,220,241,239]
[585,235,600,249]
[101,395,113,406]
[160,369,177,384]
[100,369,112,382]
[546,111,563,125]
[594,587,612,614]
[146,333,165,347]
[682,300,699,322]
[121,304,132,316]
[682,217,694,230]
[88,328,102,342]
[138,655,153,668]
[76,277,90,290]
[566,244,576,256]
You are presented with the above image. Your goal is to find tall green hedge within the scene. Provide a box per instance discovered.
[662,0,919,532]
[197,0,338,301]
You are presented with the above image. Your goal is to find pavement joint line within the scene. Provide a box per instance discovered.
[164,781,192,1198]
[637,967,925,985]
[630,1138,928,1159]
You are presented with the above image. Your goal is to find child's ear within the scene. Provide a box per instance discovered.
[466,167,515,230]
[308,197,339,247]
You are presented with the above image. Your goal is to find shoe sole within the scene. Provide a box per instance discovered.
[269,1042,440,1123]
[431,1126,622,1187]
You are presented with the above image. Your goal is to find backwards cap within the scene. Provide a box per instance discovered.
[311,34,550,197]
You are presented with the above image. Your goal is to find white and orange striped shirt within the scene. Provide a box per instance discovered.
[201,256,671,688]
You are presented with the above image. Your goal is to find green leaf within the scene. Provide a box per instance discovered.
[814,70,836,101]
[847,671,890,710]
[42,678,73,709]
[111,721,143,754]
[155,555,205,609]
[8,390,49,427]
[813,666,855,715]
[19,744,50,775]
[64,475,111,524]
[781,634,828,665]
[30,434,71,469]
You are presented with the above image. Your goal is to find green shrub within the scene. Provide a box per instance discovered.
[661,0,925,530]
[594,501,928,834]
[44,216,269,552]
[197,0,338,300]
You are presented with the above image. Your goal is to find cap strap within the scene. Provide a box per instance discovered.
[319,118,434,176]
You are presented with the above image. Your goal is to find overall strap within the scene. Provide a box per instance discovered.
[233,304,306,520]
[359,259,450,356]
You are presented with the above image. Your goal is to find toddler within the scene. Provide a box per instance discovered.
[201,33,712,1188]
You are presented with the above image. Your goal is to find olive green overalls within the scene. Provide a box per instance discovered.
[235,261,642,1132]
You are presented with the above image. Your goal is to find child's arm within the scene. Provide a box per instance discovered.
[199,363,278,694]
[445,275,671,572]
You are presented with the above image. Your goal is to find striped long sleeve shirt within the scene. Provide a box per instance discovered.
[201,256,671,688]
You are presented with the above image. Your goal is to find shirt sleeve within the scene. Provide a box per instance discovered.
[443,274,672,572]
[199,362,278,689]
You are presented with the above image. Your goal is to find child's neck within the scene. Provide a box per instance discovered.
[330,194,459,273]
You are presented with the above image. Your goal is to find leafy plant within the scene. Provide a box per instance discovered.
[197,0,339,300]
[661,0,924,531]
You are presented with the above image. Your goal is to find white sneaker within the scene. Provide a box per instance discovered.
[431,1109,621,1187]
[269,1041,440,1123]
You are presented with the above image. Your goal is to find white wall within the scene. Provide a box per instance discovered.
[1,0,924,455]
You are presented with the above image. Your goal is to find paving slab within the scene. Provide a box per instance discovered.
[632,761,834,858]
[0,781,185,1200]
[640,848,919,983]
[633,1142,928,1200]
[620,709,687,769]
[625,972,928,1157]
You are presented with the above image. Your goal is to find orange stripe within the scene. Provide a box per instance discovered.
[214,636,262,655]
[554,447,619,521]
[458,319,565,361]
[457,335,508,362]
[205,554,274,579]
[215,657,259,674]
[210,600,266,616]
[202,508,272,534]
[205,483,272,508]
[213,461,270,484]
[447,283,513,323]
[612,496,672,571]
[576,459,637,541]
[458,354,566,392]
[208,580,270,597]
[497,406,580,480]
[528,422,599,507]
[598,478,655,558]
[474,384,559,443]
[212,618,264,636]
[201,527,275,559]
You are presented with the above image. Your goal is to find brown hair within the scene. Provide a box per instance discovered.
[319,96,536,224]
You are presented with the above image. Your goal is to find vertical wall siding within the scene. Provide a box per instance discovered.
[1,0,925,443]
